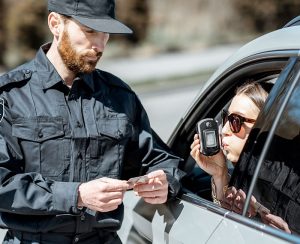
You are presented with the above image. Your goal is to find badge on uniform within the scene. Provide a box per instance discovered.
[0,98,4,122]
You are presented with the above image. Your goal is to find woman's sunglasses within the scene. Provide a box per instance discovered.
[222,109,256,133]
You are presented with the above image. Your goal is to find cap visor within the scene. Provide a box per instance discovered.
[72,16,133,34]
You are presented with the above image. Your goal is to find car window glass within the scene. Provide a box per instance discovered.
[252,77,300,234]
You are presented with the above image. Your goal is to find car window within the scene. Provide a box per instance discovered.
[230,58,300,235]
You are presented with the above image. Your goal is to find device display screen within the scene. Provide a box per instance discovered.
[204,130,217,147]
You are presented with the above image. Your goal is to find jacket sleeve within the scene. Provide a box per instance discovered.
[0,96,80,215]
[123,95,185,200]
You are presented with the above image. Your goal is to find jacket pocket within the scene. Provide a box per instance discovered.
[89,116,133,178]
[12,117,70,180]
[12,117,64,142]
[98,115,133,140]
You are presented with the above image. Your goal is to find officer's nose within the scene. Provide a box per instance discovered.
[92,32,110,53]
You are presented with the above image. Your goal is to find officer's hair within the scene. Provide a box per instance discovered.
[48,11,71,23]
[59,14,71,23]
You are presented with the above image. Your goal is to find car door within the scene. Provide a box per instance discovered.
[121,191,225,244]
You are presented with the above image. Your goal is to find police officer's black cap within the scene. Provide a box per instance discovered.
[48,0,133,34]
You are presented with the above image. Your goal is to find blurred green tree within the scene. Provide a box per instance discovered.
[0,0,6,67]
[115,0,150,44]
[2,0,149,67]
[5,0,48,68]
[2,0,300,68]
[233,0,300,33]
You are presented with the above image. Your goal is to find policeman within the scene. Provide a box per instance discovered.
[0,0,183,243]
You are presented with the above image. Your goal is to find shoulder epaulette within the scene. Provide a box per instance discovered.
[0,69,32,89]
[97,69,134,93]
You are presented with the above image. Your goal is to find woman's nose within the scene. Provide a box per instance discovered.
[222,121,231,136]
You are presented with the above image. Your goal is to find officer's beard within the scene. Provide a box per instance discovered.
[58,30,102,74]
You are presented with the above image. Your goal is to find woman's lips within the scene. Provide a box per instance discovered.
[222,140,229,149]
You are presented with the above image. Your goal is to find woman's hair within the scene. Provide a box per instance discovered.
[235,81,269,111]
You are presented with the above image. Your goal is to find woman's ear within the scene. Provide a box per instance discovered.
[48,12,62,37]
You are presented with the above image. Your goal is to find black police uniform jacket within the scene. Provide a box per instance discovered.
[0,44,183,234]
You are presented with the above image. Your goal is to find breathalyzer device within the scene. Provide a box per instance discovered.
[196,118,220,156]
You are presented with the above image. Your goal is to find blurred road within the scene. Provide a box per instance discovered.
[99,44,240,142]
[138,81,202,142]
[100,44,240,84]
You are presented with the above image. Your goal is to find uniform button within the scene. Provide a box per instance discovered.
[117,130,123,138]
[38,131,43,138]
[76,121,83,128]
[74,236,79,243]
[24,70,31,78]
[80,214,85,221]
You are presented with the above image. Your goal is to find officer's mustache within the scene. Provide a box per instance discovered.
[84,51,102,60]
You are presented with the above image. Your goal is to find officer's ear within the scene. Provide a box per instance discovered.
[48,12,63,38]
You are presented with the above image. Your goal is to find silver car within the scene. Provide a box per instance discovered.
[119,17,300,244]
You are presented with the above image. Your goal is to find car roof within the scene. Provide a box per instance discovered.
[179,25,300,128]
[206,26,300,86]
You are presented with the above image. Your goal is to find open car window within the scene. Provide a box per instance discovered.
[181,76,276,197]
[179,60,286,201]
[174,56,300,239]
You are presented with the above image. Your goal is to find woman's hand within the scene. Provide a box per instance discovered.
[191,133,229,200]
[223,187,257,217]
[222,186,291,233]
[190,134,227,177]
[261,213,291,233]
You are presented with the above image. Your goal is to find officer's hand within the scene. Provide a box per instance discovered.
[77,177,130,212]
[133,170,168,204]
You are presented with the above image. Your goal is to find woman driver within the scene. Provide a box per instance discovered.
[190,82,291,233]
[190,82,268,203]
